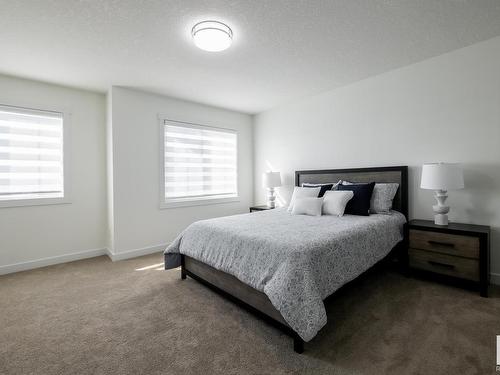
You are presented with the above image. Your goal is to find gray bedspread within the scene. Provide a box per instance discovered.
[164,208,406,342]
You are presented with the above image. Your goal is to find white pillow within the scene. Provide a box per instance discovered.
[287,186,321,212]
[291,197,323,216]
[322,190,354,217]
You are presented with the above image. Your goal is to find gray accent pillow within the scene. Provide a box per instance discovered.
[370,183,399,214]
[341,181,399,214]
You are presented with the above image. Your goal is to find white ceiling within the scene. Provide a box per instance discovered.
[1,1,500,114]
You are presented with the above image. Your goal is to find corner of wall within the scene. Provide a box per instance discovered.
[106,88,115,253]
[250,113,257,206]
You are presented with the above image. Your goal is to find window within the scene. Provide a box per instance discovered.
[0,105,67,207]
[161,119,238,207]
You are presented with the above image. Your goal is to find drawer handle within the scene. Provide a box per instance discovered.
[428,260,455,270]
[428,240,455,248]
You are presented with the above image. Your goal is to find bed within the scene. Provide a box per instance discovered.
[164,166,409,353]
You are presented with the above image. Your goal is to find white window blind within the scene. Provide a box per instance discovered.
[163,120,237,202]
[0,105,64,202]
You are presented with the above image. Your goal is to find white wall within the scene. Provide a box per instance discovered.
[0,74,107,272]
[108,87,253,257]
[254,36,500,284]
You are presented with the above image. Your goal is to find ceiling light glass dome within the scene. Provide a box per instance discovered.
[191,20,233,52]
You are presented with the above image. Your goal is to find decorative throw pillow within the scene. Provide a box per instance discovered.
[322,190,354,216]
[302,180,341,197]
[291,197,323,216]
[342,181,399,214]
[370,183,399,214]
[287,186,321,212]
[337,182,376,216]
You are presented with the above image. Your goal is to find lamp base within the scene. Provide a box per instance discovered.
[434,214,449,226]
[432,189,450,226]
[266,187,276,208]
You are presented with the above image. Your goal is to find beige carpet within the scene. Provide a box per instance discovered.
[0,253,498,375]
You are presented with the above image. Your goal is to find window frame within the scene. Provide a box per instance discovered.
[159,117,239,209]
[0,103,71,209]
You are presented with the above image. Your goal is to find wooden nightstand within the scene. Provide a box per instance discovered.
[408,219,490,297]
[249,205,274,213]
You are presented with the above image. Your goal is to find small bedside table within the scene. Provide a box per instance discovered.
[249,205,274,213]
[408,219,490,297]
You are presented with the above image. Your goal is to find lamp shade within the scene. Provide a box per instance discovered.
[262,171,281,188]
[421,163,464,190]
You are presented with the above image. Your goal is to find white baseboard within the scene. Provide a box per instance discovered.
[490,272,500,286]
[106,243,167,262]
[0,248,107,276]
[0,244,167,276]
[3,244,499,287]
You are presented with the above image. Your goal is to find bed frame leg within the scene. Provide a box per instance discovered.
[401,223,410,277]
[293,336,304,354]
[181,255,186,280]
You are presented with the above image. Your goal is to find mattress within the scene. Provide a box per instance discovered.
[164,208,406,341]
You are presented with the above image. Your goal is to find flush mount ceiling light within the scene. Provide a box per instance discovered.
[191,20,233,52]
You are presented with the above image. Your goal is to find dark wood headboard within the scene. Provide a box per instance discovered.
[295,166,408,219]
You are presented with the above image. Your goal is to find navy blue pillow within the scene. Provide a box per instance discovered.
[302,183,334,198]
[337,182,375,216]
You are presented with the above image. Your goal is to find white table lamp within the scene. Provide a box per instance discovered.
[263,172,281,208]
[420,163,464,226]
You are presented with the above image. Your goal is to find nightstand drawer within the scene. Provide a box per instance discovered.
[409,248,479,281]
[409,229,479,259]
